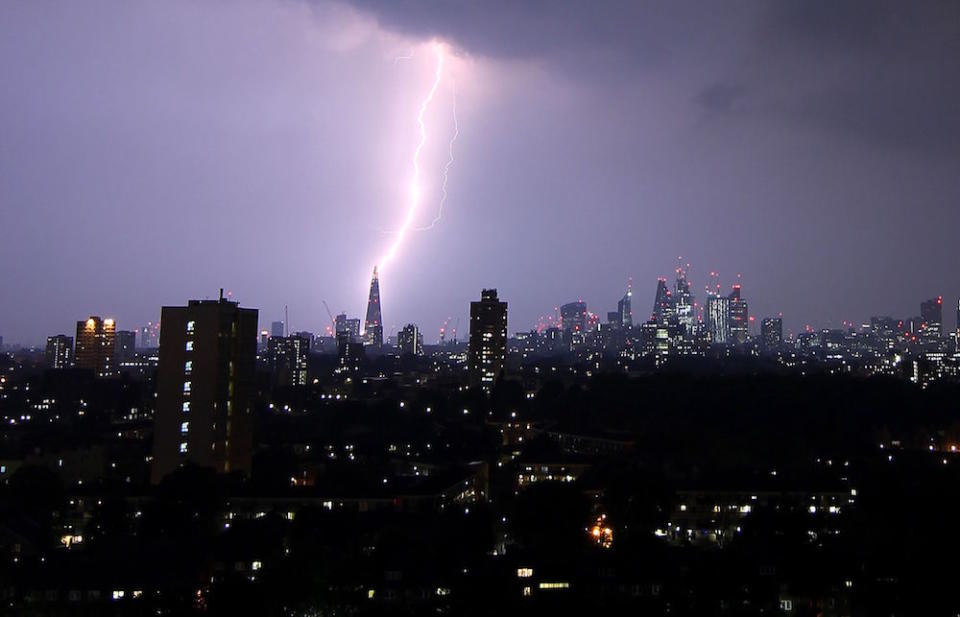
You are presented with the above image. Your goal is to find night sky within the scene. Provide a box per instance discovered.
[2,1,959,345]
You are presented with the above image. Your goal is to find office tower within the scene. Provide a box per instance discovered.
[652,278,674,324]
[363,266,383,348]
[138,321,160,349]
[920,296,943,341]
[560,301,587,347]
[761,318,783,352]
[617,281,633,328]
[674,265,694,332]
[116,330,137,363]
[335,313,361,341]
[469,289,508,388]
[259,330,269,350]
[270,321,285,338]
[956,299,960,339]
[75,316,117,377]
[45,335,74,369]
[706,296,730,344]
[266,334,310,387]
[728,284,749,345]
[397,324,423,356]
[150,292,258,483]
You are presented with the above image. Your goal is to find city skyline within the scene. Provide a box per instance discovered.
[3,1,959,345]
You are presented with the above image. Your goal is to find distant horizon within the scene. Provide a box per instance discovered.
[3,1,958,347]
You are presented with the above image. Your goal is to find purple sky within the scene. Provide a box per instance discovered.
[2,1,959,345]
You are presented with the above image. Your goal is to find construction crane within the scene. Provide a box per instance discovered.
[322,300,336,336]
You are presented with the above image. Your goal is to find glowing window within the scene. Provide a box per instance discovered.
[184,361,192,374]
[185,341,193,352]
[186,321,195,333]
[182,402,190,412]
[183,381,191,393]
[179,442,188,454]
[180,422,189,434]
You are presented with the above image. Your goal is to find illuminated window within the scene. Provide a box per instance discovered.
[180,422,189,434]
[182,402,190,412]
[183,382,191,393]
[185,341,193,351]
[517,568,533,578]
[186,321,195,333]
[179,442,188,454]
[184,361,192,374]
[538,582,570,590]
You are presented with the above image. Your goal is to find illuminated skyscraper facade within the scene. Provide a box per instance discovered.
[267,334,310,387]
[706,296,730,344]
[728,284,749,345]
[151,294,258,483]
[761,317,783,351]
[920,296,943,341]
[397,323,423,356]
[75,316,116,377]
[469,289,507,389]
[363,267,383,348]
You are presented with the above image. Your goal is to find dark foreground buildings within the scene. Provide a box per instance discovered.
[150,292,258,483]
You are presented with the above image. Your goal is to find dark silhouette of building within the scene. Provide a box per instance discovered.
[729,284,749,345]
[335,313,360,341]
[617,281,633,328]
[363,266,383,348]
[469,289,507,388]
[270,320,285,338]
[652,278,674,324]
[151,292,258,483]
[920,296,943,341]
[45,334,73,369]
[560,301,587,348]
[761,317,783,351]
[397,324,423,356]
[74,316,116,377]
[267,334,310,386]
[115,330,136,363]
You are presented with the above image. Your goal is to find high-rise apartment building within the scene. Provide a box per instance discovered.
[469,289,507,389]
[397,324,424,356]
[266,334,310,387]
[45,334,74,369]
[75,316,117,377]
[151,293,258,483]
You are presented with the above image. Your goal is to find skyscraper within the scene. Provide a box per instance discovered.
[266,334,310,387]
[652,278,674,324]
[617,281,633,328]
[920,296,943,341]
[560,301,587,347]
[469,289,507,388]
[151,292,258,483]
[45,334,73,369]
[728,284,749,345]
[363,266,383,348]
[761,317,783,352]
[674,265,694,332]
[706,296,730,344]
[397,324,423,356]
[75,316,117,377]
[270,320,285,338]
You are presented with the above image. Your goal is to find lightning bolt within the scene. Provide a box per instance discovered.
[414,80,458,232]
[377,43,445,271]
